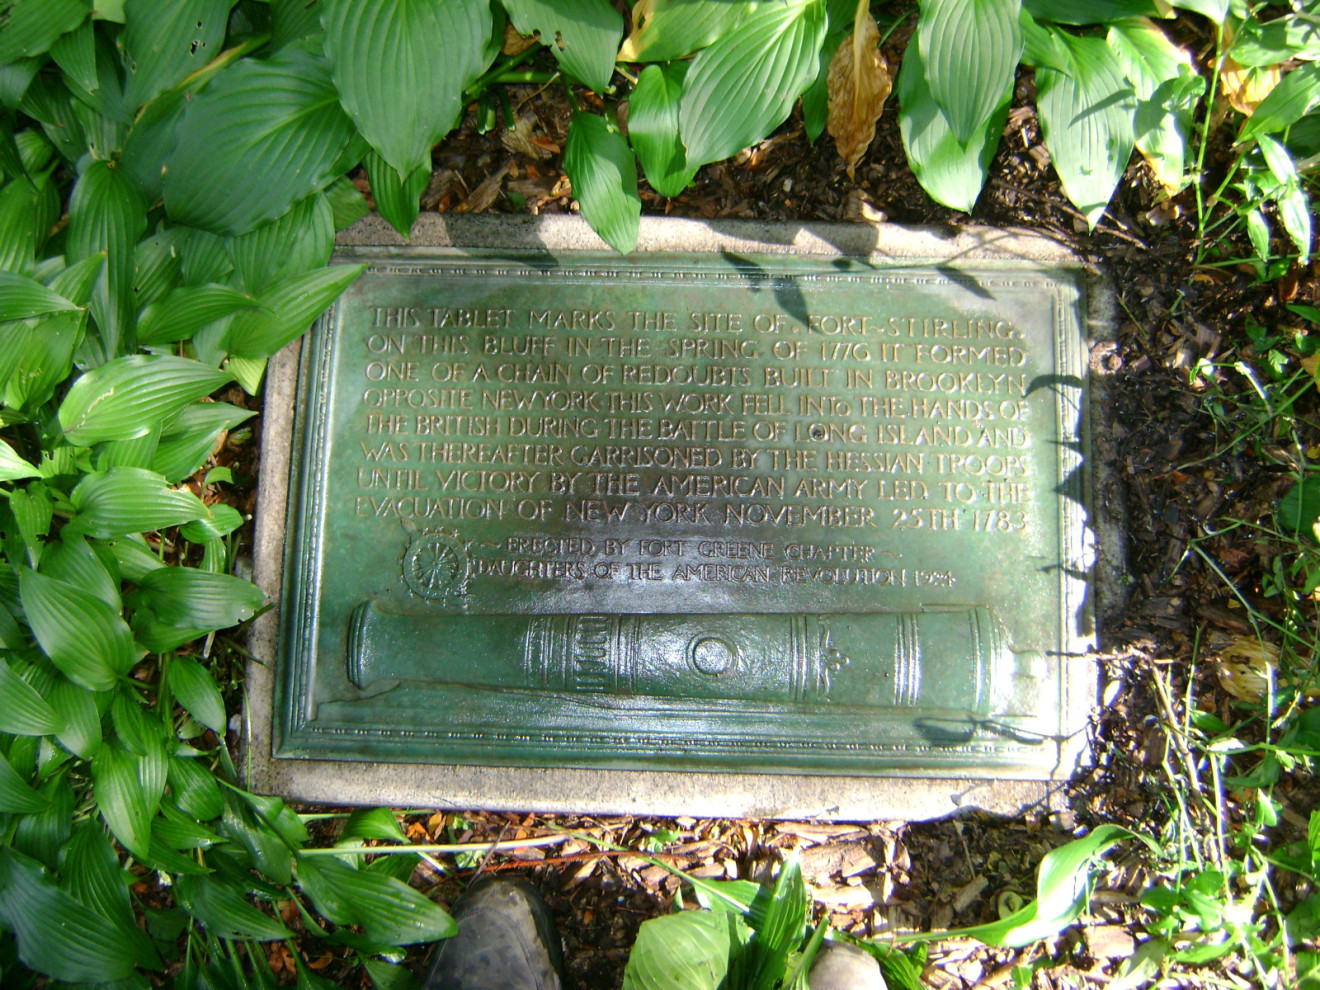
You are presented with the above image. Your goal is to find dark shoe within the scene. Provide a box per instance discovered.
[423,877,565,990]
[808,942,887,990]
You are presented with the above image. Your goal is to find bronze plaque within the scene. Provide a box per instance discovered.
[271,227,1093,779]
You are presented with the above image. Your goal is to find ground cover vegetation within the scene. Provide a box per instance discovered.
[0,0,1317,986]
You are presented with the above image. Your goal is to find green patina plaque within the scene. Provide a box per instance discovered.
[272,230,1094,778]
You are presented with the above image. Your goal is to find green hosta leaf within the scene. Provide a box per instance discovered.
[0,269,80,321]
[180,503,245,542]
[272,0,324,49]
[20,74,88,162]
[0,846,145,983]
[40,531,120,608]
[1169,0,1228,19]
[1231,15,1320,69]
[363,148,429,238]
[153,401,255,483]
[321,0,492,177]
[1,310,83,413]
[94,427,160,472]
[227,191,334,294]
[111,688,158,755]
[564,112,640,254]
[139,567,265,632]
[898,41,1008,211]
[120,0,230,108]
[69,466,210,538]
[49,675,104,758]
[630,62,698,198]
[19,568,136,691]
[918,0,1021,143]
[174,873,293,941]
[227,354,268,395]
[363,958,422,990]
[0,0,92,63]
[295,855,455,945]
[619,0,752,61]
[1239,62,1320,142]
[0,746,49,812]
[50,18,97,94]
[165,655,227,734]
[138,285,260,345]
[177,224,234,286]
[0,437,40,481]
[11,772,74,870]
[47,251,106,307]
[1035,28,1136,228]
[93,740,166,859]
[680,0,827,170]
[1023,0,1162,23]
[63,823,162,970]
[326,175,371,230]
[167,754,224,820]
[232,789,309,846]
[225,262,366,360]
[747,858,809,990]
[1108,18,1202,194]
[67,158,149,361]
[59,354,232,446]
[622,909,746,990]
[9,484,52,566]
[501,0,622,93]
[164,45,359,235]
[0,177,41,276]
[340,807,408,844]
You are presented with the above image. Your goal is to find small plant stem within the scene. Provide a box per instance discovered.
[563,83,581,114]
[465,47,540,97]
[484,70,555,86]
[1194,19,1229,263]
[295,831,593,857]
[1148,661,1204,797]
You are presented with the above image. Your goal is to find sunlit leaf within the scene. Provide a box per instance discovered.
[225,262,366,360]
[564,111,640,254]
[59,354,232,446]
[826,6,892,179]
[227,191,334,294]
[629,62,698,197]
[1239,62,1320,142]
[69,466,211,538]
[164,45,359,235]
[619,0,751,62]
[137,284,262,345]
[321,0,492,177]
[918,0,1021,143]
[295,855,455,945]
[0,437,41,482]
[622,909,746,990]
[680,0,827,169]
[501,0,623,93]
[363,148,428,238]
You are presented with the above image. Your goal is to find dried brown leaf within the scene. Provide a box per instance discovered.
[826,10,892,180]
[618,0,655,62]
[1220,56,1282,117]
[502,21,540,56]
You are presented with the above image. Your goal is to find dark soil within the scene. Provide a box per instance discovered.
[222,16,1320,989]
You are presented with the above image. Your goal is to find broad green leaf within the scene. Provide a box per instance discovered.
[177,224,234,285]
[164,45,359,235]
[67,159,148,360]
[564,112,640,254]
[271,0,324,49]
[59,354,232,446]
[363,148,428,238]
[227,191,334,294]
[69,466,210,538]
[174,873,293,940]
[49,675,104,758]
[0,846,143,983]
[217,793,295,883]
[167,754,224,820]
[95,427,160,472]
[40,531,119,608]
[165,655,228,734]
[232,789,310,846]
[227,354,268,395]
[1108,18,1202,194]
[64,823,135,929]
[1,310,83,413]
[62,23,132,127]
[1231,15,1320,69]
[918,0,1021,143]
[154,402,255,483]
[132,228,185,308]
[93,741,163,859]
[1239,63,1320,142]
[139,567,265,632]
[0,437,40,482]
[47,251,106,306]
[50,18,97,94]
[0,0,91,63]
[502,0,622,93]
[622,909,745,990]
[0,747,49,812]
[747,859,809,990]
[321,0,492,177]
[630,62,698,197]
[20,74,88,162]
[120,78,195,200]
[0,176,41,275]
[680,0,827,169]
[295,855,455,945]
[120,0,230,108]
[899,41,1008,211]
[9,484,52,566]
[19,568,136,691]
[0,269,80,321]
[619,0,752,61]
[363,958,422,990]
[110,687,161,756]
[326,175,371,230]
[11,772,74,870]
[340,807,408,844]
[180,502,245,542]
[1023,0,1162,23]
[1169,0,1228,19]
[155,802,225,849]
[1035,28,1136,228]
[137,285,261,345]
[225,262,366,360]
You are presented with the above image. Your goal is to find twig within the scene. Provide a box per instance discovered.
[1147,660,1204,797]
